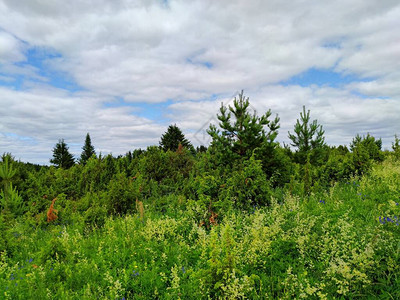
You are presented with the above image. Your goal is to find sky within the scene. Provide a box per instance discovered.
[1,0,400,165]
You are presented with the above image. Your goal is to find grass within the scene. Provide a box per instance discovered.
[1,159,400,299]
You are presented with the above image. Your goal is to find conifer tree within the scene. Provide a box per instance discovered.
[80,133,96,164]
[207,90,280,164]
[393,134,400,160]
[288,106,325,163]
[50,139,75,169]
[159,124,193,152]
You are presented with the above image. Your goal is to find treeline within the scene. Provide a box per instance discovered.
[1,91,400,230]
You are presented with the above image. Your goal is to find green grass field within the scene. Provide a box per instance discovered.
[1,159,400,299]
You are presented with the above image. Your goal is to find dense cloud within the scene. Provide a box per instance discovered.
[0,0,399,164]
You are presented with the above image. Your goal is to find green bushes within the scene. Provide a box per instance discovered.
[3,164,400,299]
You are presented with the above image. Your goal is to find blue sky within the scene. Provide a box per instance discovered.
[281,68,364,88]
[0,0,399,164]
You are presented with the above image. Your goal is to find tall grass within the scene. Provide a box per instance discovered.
[1,159,400,299]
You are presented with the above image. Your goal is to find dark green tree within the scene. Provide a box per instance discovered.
[159,124,193,152]
[50,139,75,169]
[0,154,24,218]
[350,133,383,164]
[288,106,325,163]
[207,90,280,165]
[80,133,96,164]
[393,134,400,160]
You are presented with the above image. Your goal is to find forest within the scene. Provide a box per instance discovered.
[1,92,400,299]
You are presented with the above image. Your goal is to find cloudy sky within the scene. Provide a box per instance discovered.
[1,0,400,164]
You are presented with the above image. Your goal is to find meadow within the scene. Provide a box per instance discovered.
[1,158,400,299]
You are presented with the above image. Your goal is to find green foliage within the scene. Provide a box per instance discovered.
[207,90,280,166]
[50,139,75,169]
[0,184,25,217]
[350,133,383,161]
[2,161,400,299]
[392,134,400,160]
[0,154,16,191]
[220,156,272,209]
[0,156,25,220]
[80,133,96,165]
[159,124,193,152]
[288,106,325,164]
[2,95,400,298]
[106,172,136,215]
[349,133,383,175]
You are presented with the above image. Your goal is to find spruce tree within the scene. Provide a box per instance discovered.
[159,124,193,152]
[80,133,96,164]
[50,139,75,169]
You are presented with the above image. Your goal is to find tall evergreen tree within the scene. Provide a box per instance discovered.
[288,106,325,163]
[50,139,75,169]
[207,90,280,164]
[80,133,96,164]
[159,124,193,152]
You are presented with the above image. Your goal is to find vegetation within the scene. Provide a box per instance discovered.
[288,105,325,165]
[50,139,75,169]
[80,133,96,165]
[1,93,400,299]
[160,124,193,152]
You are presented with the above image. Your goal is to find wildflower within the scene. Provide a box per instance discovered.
[387,217,392,222]
[319,200,325,204]
[29,258,33,263]
[396,203,399,206]
[181,266,186,273]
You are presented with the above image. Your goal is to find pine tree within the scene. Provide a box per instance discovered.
[50,139,75,169]
[288,106,325,163]
[159,124,193,152]
[80,133,96,164]
[207,90,280,164]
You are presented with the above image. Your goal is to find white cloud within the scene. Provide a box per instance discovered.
[0,0,399,163]
[0,87,165,163]
[0,30,26,63]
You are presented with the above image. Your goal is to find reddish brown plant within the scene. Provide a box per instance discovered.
[209,211,218,226]
[47,198,58,223]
